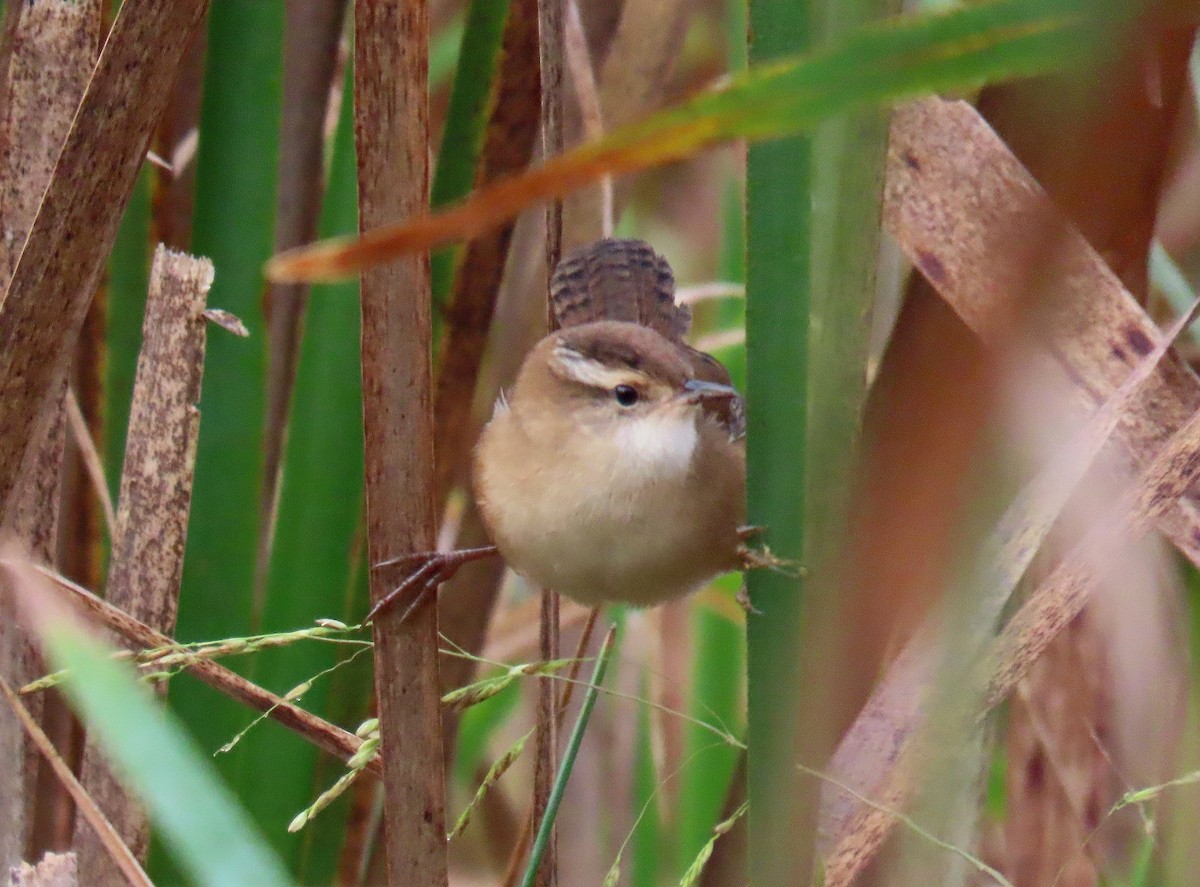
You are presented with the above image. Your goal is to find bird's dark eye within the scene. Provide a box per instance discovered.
[614,384,639,407]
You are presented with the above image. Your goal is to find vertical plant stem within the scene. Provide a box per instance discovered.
[354,1,448,884]
[170,6,282,850]
[246,57,367,883]
[520,626,616,887]
[534,1,564,886]
[744,1,813,885]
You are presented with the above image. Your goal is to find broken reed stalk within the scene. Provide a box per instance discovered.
[354,1,448,884]
[75,247,213,879]
[0,0,100,870]
[27,564,378,777]
[534,0,564,884]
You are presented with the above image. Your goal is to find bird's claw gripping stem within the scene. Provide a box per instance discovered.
[735,525,802,578]
[366,545,499,624]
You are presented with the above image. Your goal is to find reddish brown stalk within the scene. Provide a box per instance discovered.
[75,247,213,879]
[532,1,565,884]
[354,0,448,884]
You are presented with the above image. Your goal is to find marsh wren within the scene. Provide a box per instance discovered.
[369,238,747,621]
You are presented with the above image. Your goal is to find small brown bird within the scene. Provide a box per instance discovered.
[369,238,747,621]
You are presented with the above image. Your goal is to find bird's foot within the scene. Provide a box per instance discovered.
[735,584,763,616]
[736,524,766,543]
[367,545,500,624]
[736,541,802,578]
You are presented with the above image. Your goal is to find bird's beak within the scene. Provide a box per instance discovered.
[679,378,740,406]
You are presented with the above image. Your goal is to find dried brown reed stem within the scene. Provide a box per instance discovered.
[27,564,377,777]
[354,1,448,883]
[256,0,350,611]
[0,0,209,521]
[991,24,1195,879]
[885,99,1200,570]
[0,0,100,869]
[534,0,565,883]
[75,247,212,879]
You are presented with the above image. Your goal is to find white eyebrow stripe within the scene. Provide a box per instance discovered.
[550,344,639,390]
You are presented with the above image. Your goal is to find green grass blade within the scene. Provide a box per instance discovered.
[234,57,366,880]
[431,0,510,206]
[166,0,284,870]
[42,623,295,887]
[521,627,617,887]
[744,0,813,883]
[677,5,749,856]
[430,0,511,309]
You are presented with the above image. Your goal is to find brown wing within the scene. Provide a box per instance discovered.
[550,238,691,340]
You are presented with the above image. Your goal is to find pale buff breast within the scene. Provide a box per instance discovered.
[474,402,741,607]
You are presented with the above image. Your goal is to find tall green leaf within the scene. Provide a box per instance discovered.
[744,0,813,880]
[233,59,365,879]
[166,0,284,870]
[430,0,511,308]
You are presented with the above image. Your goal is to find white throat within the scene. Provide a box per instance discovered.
[611,412,698,478]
